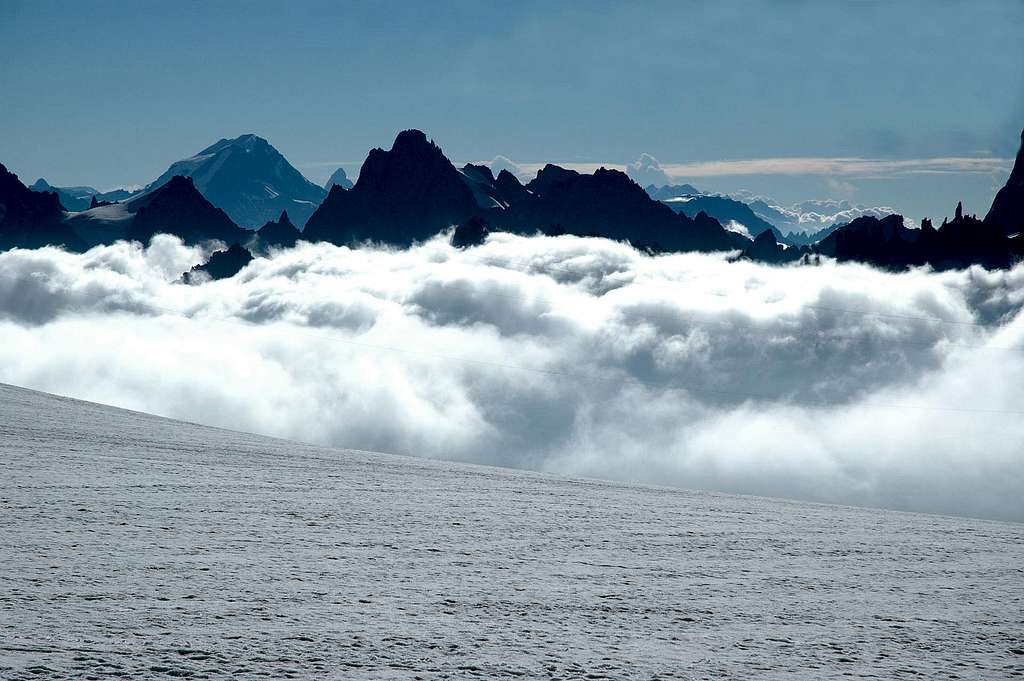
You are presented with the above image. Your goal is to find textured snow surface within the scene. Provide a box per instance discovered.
[1,383,1022,680]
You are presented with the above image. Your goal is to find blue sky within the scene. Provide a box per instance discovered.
[1,0,1022,221]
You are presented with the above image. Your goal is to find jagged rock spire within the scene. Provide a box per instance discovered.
[985,127,1024,234]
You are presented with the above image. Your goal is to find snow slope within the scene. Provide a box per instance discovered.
[144,134,328,229]
[1,382,1022,679]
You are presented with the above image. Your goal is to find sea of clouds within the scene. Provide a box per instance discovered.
[1,233,1023,521]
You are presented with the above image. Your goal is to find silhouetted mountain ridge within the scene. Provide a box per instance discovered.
[985,128,1024,235]
[183,243,254,283]
[304,130,483,245]
[4,126,1024,272]
[645,184,702,200]
[127,176,249,246]
[0,163,84,250]
[251,210,302,252]
[489,165,748,252]
[814,204,1024,270]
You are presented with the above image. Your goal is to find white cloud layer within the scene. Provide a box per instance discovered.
[1,234,1023,521]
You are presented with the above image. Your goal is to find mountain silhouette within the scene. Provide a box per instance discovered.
[127,176,249,246]
[460,164,512,209]
[816,208,1023,270]
[494,169,533,205]
[6,126,1024,270]
[451,215,490,248]
[645,184,702,200]
[29,178,95,212]
[324,167,353,190]
[0,164,84,251]
[306,133,746,252]
[489,165,747,252]
[742,228,807,264]
[28,178,140,212]
[183,243,254,283]
[524,164,581,196]
[251,210,302,253]
[985,128,1024,235]
[303,129,480,246]
[781,223,842,247]
[146,134,327,229]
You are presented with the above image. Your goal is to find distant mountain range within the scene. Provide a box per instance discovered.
[645,185,897,246]
[28,134,327,229]
[732,193,899,235]
[659,193,782,242]
[645,184,702,201]
[742,204,1024,269]
[31,173,250,251]
[3,126,1024,274]
[28,178,138,212]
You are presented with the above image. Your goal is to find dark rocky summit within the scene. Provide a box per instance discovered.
[489,166,748,252]
[127,176,249,246]
[251,210,302,252]
[460,164,511,209]
[524,164,580,196]
[742,228,807,264]
[494,168,533,205]
[183,243,254,283]
[985,128,1024,236]
[0,164,84,251]
[306,131,747,252]
[304,130,480,246]
[645,183,702,200]
[451,216,490,248]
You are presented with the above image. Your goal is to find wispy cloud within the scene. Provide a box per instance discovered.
[510,157,1013,180]
[300,155,1012,186]
[297,160,367,169]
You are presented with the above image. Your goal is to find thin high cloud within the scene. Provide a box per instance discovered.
[1,234,1022,522]
[298,155,1011,189]
[513,156,1013,179]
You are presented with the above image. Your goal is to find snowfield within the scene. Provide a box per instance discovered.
[1,382,1022,679]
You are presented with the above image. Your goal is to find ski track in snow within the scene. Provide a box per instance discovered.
[1,383,1022,680]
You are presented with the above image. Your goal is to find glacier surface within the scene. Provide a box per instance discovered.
[1,383,1022,679]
